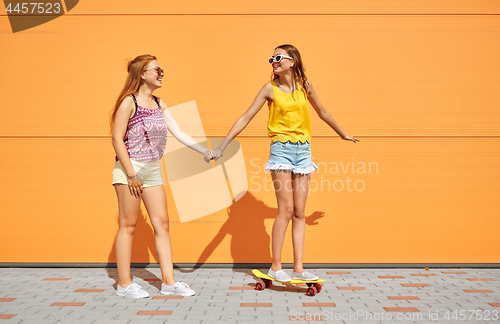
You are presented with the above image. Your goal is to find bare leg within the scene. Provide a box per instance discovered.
[141,185,175,286]
[270,171,294,272]
[114,184,141,288]
[291,173,311,274]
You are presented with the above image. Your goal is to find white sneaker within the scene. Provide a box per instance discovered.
[268,268,291,282]
[292,271,319,281]
[116,283,149,298]
[160,282,195,296]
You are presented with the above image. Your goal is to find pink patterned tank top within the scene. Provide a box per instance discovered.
[116,94,168,162]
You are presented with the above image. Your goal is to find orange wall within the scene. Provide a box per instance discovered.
[0,1,499,264]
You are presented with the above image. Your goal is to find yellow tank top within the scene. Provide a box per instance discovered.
[267,80,312,143]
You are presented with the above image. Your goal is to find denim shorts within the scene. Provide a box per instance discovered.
[112,159,165,188]
[265,140,318,175]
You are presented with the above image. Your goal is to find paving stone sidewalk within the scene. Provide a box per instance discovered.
[0,268,499,324]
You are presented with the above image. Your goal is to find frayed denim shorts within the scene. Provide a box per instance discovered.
[265,140,318,175]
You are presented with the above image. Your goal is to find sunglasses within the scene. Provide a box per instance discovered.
[147,67,164,76]
[268,54,294,64]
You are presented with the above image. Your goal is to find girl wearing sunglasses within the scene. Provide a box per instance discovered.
[110,55,212,298]
[210,45,359,282]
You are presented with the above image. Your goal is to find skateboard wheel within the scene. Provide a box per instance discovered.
[306,286,317,296]
[264,279,273,288]
[255,282,265,291]
[315,283,322,293]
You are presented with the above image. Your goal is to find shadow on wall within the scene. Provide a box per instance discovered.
[179,191,325,274]
[106,191,324,284]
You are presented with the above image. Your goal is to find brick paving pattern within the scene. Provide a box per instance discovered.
[0,268,498,323]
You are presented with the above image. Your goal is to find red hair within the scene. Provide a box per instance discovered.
[109,54,157,131]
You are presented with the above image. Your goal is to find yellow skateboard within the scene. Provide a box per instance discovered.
[252,269,325,296]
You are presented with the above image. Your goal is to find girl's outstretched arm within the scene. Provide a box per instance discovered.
[160,99,212,162]
[307,81,359,143]
[213,82,273,158]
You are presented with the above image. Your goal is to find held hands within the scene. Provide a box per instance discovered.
[211,147,224,161]
[203,150,212,163]
[203,147,224,163]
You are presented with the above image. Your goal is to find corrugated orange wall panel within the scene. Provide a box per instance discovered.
[0,1,499,264]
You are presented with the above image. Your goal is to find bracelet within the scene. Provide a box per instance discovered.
[127,172,136,179]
